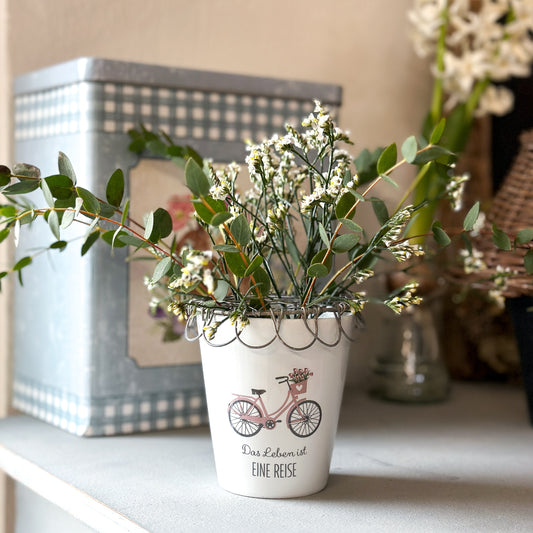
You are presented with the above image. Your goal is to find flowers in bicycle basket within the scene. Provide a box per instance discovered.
[289,368,313,384]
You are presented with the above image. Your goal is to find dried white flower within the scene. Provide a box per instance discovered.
[384,281,422,314]
[446,172,470,211]
[460,247,487,273]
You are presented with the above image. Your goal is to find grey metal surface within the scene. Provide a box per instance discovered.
[14,57,342,103]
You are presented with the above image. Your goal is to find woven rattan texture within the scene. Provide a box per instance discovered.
[453,129,533,297]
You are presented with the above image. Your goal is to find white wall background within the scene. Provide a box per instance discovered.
[0,1,431,530]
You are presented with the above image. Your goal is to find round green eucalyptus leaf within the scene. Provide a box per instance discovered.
[524,249,533,274]
[194,197,227,225]
[58,152,77,185]
[516,228,533,244]
[0,165,11,187]
[3,180,40,195]
[211,212,233,226]
[463,202,480,231]
[47,210,60,240]
[44,174,75,200]
[185,158,210,197]
[128,138,146,154]
[213,244,239,253]
[250,265,270,297]
[307,263,329,278]
[106,169,125,207]
[50,240,68,251]
[225,251,249,277]
[230,214,252,246]
[101,230,128,248]
[376,143,397,175]
[335,191,356,220]
[431,222,451,247]
[13,163,41,179]
[81,231,100,256]
[401,136,418,164]
[0,205,17,218]
[0,228,10,243]
[76,187,101,215]
[99,202,117,219]
[308,248,332,277]
[429,118,446,144]
[144,208,173,242]
[13,255,32,271]
[244,255,264,277]
[212,279,230,302]
[151,256,172,283]
[331,233,360,253]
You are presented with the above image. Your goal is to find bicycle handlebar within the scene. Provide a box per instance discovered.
[276,376,289,383]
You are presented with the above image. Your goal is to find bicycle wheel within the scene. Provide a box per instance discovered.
[288,400,321,438]
[228,399,263,437]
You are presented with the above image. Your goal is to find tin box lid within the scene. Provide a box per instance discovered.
[14,57,342,103]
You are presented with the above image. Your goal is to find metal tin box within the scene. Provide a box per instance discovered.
[11,58,342,436]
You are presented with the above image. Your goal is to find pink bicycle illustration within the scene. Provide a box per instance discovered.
[228,369,321,438]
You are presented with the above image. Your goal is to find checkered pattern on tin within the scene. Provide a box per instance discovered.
[12,377,91,436]
[15,81,327,143]
[14,82,94,141]
[86,388,208,437]
[12,376,208,437]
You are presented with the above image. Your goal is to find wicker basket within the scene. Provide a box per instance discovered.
[451,129,533,298]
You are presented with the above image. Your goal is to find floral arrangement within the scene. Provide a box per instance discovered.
[405,0,533,242]
[289,368,313,384]
[0,102,483,339]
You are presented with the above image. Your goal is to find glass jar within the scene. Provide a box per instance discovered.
[370,300,450,403]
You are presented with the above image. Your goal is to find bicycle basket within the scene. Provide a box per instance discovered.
[290,380,308,394]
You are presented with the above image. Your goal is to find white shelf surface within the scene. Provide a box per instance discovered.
[1,383,533,532]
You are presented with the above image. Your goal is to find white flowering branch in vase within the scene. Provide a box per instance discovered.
[406,0,533,243]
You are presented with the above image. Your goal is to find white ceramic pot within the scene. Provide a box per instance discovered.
[197,311,355,498]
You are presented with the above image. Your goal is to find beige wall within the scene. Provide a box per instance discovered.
[1,1,431,530]
[9,0,430,146]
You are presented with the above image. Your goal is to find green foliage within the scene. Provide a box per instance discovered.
[429,118,446,144]
[371,198,389,225]
[463,202,480,231]
[525,249,533,275]
[1,101,530,333]
[185,158,210,197]
[58,152,77,185]
[225,251,249,277]
[81,231,100,256]
[0,165,11,187]
[516,228,533,245]
[376,143,397,175]
[3,180,40,195]
[353,147,383,185]
[193,197,227,225]
[106,169,124,207]
[335,192,356,220]
[144,208,173,242]
[492,224,512,251]
[331,233,360,253]
[76,187,100,215]
[230,215,252,247]
[401,136,418,164]
[432,221,451,247]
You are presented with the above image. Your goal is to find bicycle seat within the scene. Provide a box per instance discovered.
[251,389,266,396]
